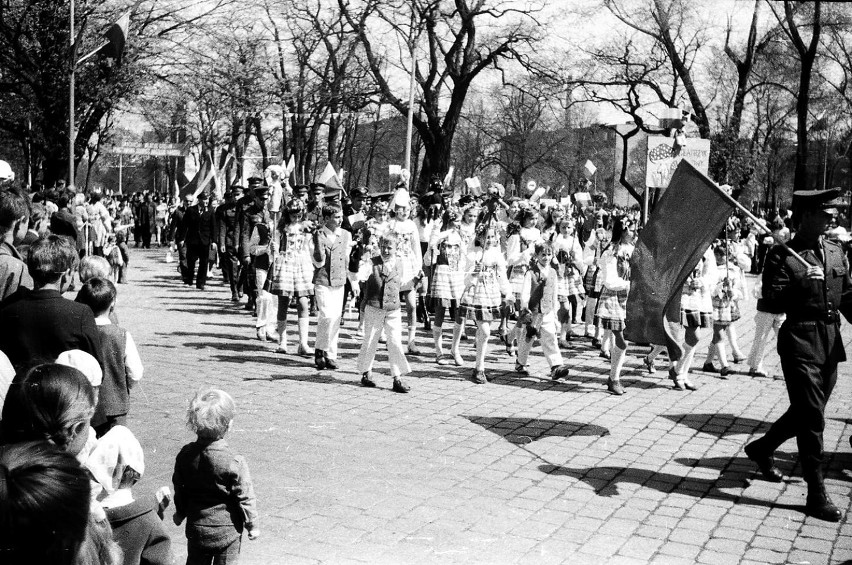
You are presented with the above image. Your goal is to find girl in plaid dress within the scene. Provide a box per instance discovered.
[270,200,314,356]
[387,189,425,355]
[701,244,745,377]
[582,226,610,342]
[425,225,467,365]
[667,246,716,391]
[597,215,635,395]
[554,219,585,346]
[459,225,513,384]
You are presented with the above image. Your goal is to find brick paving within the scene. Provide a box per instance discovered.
[119,249,852,564]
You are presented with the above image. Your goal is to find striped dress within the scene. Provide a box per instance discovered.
[387,218,421,290]
[425,231,466,307]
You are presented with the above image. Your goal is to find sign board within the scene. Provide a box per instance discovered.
[105,142,190,157]
[645,136,711,189]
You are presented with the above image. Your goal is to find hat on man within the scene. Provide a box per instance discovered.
[792,187,847,214]
[323,187,343,204]
[309,182,326,193]
[253,184,270,197]
[247,176,264,189]
[228,184,245,196]
[350,186,369,199]
[291,184,309,198]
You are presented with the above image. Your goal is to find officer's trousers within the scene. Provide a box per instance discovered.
[220,249,241,298]
[757,355,838,479]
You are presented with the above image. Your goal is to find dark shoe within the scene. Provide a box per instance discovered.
[231,294,240,302]
[471,370,486,384]
[806,484,842,522]
[643,356,656,374]
[314,350,326,370]
[719,366,731,379]
[196,286,205,291]
[744,442,784,482]
[599,350,611,360]
[702,363,718,373]
[591,338,601,348]
[552,365,570,381]
[360,372,377,388]
[392,378,410,393]
[515,362,530,376]
[324,357,338,370]
[732,355,746,364]
[607,378,625,395]
[748,368,768,379]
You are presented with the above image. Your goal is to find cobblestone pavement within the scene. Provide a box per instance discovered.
[119,249,852,565]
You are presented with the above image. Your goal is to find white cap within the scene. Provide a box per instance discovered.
[0,160,14,181]
[55,349,103,387]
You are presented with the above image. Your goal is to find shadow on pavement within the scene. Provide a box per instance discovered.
[662,413,771,437]
[161,331,252,341]
[465,416,610,446]
[538,460,801,513]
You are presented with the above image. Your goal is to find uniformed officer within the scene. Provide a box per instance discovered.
[216,185,244,301]
[744,187,852,522]
[239,183,275,333]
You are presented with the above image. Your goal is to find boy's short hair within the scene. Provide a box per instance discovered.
[534,241,553,255]
[75,277,116,316]
[187,389,235,439]
[378,232,398,247]
[0,189,29,233]
[321,204,342,219]
[78,256,111,282]
[27,235,78,287]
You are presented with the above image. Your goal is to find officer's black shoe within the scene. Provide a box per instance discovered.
[806,484,842,522]
[360,372,377,388]
[324,355,338,370]
[744,442,784,482]
[314,350,326,370]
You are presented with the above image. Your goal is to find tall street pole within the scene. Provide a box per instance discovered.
[69,0,76,190]
[404,44,416,181]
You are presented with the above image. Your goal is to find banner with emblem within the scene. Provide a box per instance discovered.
[646,136,711,190]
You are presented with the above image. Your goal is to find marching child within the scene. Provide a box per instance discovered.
[353,233,412,393]
[103,233,123,283]
[424,218,466,365]
[387,187,425,355]
[458,224,513,384]
[173,389,259,563]
[311,204,352,371]
[702,244,745,377]
[553,218,585,346]
[516,241,572,380]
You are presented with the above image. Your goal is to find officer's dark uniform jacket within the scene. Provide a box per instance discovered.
[216,201,241,252]
[238,200,272,267]
[763,236,852,365]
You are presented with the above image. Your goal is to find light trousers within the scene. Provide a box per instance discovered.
[315,284,344,360]
[747,309,785,373]
[357,305,411,377]
[517,311,563,369]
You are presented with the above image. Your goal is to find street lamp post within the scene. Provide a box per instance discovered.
[69,0,76,190]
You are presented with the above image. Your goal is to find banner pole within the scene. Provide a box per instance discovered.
[726,195,809,269]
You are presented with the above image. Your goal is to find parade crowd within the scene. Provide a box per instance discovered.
[0,165,851,565]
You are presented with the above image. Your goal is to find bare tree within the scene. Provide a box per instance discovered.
[339,0,547,192]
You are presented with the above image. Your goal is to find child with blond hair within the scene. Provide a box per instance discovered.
[173,389,259,564]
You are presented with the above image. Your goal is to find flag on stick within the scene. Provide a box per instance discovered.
[317,162,344,191]
[99,11,130,65]
[624,160,737,354]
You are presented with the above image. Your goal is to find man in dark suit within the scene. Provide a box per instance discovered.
[177,193,217,290]
[0,235,103,374]
[216,185,244,301]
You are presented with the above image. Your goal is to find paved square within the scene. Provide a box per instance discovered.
[123,250,852,564]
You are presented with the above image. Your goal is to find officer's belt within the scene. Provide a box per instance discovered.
[786,310,840,323]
